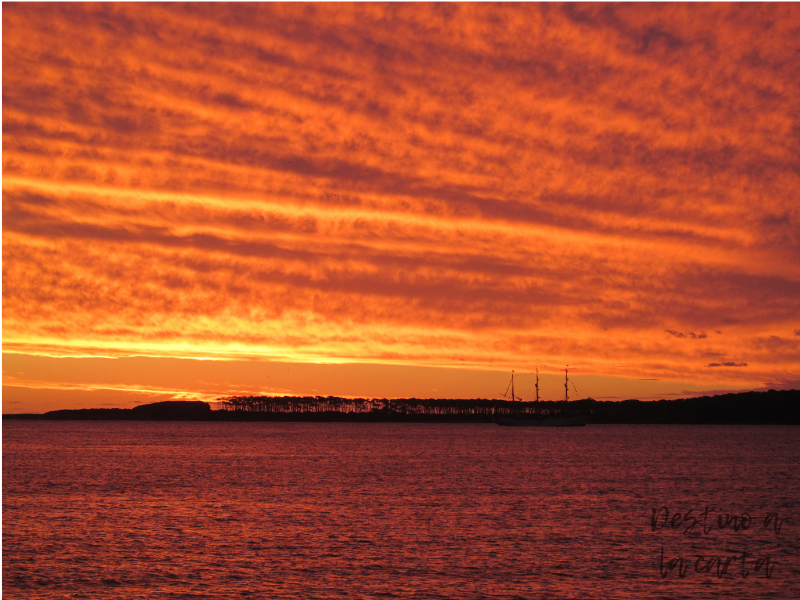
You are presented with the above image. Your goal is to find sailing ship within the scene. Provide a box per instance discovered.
[494,366,588,427]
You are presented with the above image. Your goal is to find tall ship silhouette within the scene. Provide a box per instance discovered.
[494,366,588,426]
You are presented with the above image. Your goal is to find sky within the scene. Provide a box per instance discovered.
[3,3,800,413]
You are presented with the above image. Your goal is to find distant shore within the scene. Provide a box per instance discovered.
[4,390,799,424]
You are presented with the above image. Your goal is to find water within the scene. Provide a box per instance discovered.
[3,422,799,599]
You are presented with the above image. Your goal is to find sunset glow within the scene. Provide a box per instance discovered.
[3,3,800,411]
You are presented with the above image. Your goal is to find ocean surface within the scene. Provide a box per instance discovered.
[3,422,799,599]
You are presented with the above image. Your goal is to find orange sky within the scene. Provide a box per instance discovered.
[3,3,800,412]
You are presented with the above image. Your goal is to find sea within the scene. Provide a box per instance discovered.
[3,422,799,599]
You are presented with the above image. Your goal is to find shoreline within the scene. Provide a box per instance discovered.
[4,389,799,425]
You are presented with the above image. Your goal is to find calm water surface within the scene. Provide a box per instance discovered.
[3,422,799,599]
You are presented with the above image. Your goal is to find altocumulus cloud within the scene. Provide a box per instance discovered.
[2,3,799,389]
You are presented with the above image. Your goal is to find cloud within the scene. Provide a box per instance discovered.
[665,330,708,339]
[3,3,800,392]
[707,362,748,368]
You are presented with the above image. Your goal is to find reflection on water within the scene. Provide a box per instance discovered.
[3,422,799,599]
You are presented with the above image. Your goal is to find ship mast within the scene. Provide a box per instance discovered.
[565,365,569,402]
[511,370,515,402]
[535,367,539,403]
